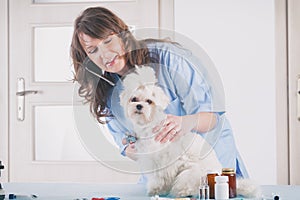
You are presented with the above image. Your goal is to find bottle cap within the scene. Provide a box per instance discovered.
[215,175,228,183]
[199,175,208,186]
[207,171,219,175]
[222,168,235,174]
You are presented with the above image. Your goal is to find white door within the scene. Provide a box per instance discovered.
[288,0,300,184]
[9,0,161,182]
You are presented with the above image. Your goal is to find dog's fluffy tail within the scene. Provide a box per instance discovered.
[237,178,261,198]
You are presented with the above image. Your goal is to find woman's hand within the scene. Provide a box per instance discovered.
[153,114,193,143]
[122,138,137,161]
[153,112,217,143]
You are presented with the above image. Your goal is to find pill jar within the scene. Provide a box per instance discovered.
[221,168,237,198]
[215,176,229,200]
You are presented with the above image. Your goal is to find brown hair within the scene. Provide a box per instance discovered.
[70,7,154,124]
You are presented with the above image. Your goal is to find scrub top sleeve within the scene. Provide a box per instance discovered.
[106,118,127,156]
[168,57,213,114]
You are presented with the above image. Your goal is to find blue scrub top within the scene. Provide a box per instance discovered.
[106,42,249,178]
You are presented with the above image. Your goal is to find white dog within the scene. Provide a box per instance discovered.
[120,66,223,197]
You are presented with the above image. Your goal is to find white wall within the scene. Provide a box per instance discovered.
[174,0,276,184]
[0,0,8,182]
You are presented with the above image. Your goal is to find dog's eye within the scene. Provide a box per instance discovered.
[131,97,138,102]
[146,99,153,104]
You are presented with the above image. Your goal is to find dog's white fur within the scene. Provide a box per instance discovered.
[120,66,222,197]
[120,66,260,198]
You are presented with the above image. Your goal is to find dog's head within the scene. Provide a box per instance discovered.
[120,66,170,125]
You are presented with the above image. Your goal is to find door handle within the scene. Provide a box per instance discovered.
[16,90,38,96]
[16,78,38,121]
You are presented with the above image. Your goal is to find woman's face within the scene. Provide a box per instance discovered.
[79,32,128,76]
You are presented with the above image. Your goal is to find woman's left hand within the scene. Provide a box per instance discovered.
[153,114,195,143]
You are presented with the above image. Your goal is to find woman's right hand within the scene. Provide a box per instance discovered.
[122,138,137,161]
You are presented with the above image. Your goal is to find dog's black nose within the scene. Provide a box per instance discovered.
[136,104,143,110]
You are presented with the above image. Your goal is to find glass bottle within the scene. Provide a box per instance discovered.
[207,171,218,199]
[199,175,209,199]
[221,168,237,198]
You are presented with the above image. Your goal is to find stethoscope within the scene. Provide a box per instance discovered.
[83,57,116,86]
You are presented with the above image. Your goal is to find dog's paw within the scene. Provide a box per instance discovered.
[170,187,196,197]
[169,168,200,197]
[147,188,160,197]
[170,183,198,197]
[147,186,169,197]
[147,181,169,196]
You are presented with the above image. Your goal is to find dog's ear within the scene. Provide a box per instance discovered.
[122,73,139,93]
[119,88,134,119]
[119,89,129,110]
[153,86,170,110]
[135,66,157,85]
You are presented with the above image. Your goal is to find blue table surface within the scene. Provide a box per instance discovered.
[1,183,300,200]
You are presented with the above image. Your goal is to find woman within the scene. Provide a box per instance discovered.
[71,6,249,178]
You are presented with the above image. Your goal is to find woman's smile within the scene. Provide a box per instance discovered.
[105,55,118,68]
[80,33,127,75]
